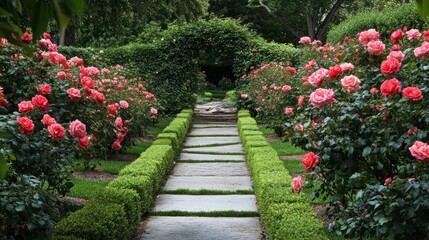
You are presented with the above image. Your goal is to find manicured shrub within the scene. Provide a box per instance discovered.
[162,118,189,142]
[156,133,180,155]
[152,139,172,146]
[243,135,266,145]
[237,117,257,129]
[53,203,129,240]
[176,113,193,123]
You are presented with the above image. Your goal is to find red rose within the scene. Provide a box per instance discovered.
[385,177,392,185]
[328,65,343,79]
[43,32,51,39]
[78,136,90,150]
[402,87,423,101]
[297,96,305,107]
[390,29,403,42]
[21,32,32,44]
[302,152,319,171]
[67,88,81,101]
[108,104,118,115]
[18,101,34,113]
[48,123,65,141]
[16,117,34,135]
[41,114,57,126]
[380,57,401,75]
[114,117,123,129]
[112,140,122,150]
[380,78,401,97]
[69,120,87,139]
[291,175,303,193]
[81,76,94,89]
[31,95,49,112]
[37,84,51,95]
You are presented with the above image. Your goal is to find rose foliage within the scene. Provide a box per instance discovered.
[238,28,429,239]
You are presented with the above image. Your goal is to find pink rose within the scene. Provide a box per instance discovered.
[70,57,84,66]
[67,88,81,101]
[281,85,292,92]
[240,94,248,99]
[21,32,32,44]
[150,107,158,118]
[380,78,401,97]
[43,32,51,39]
[302,152,319,171]
[16,117,34,135]
[69,120,87,139]
[309,88,335,108]
[48,123,65,141]
[108,104,118,115]
[390,29,403,42]
[406,29,421,40]
[119,100,129,109]
[367,40,385,55]
[37,84,51,95]
[385,177,392,185]
[358,29,380,45]
[31,95,49,112]
[285,67,296,74]
[298,36,311,44]
[57,71,66,79]
[41,114,57,126]
[115,117,123,129]
[414,42,429,58]
[297,96,305,107]
[391,44,401,51]
[341,75,361,91]
[18,101,34,113]
[380,57,401,75]
[409,141,429,161]
[388,51,405,62]
[112,140,122,150]
[402,87,423,101]
[308,68,328,87]
[339,63,355,72]
[81,76,94,89]
[285,107,294,115]
[370,88,379,94]
[291,175,303,193]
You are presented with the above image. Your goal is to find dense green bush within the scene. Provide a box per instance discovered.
[327,3,427,43]
[237,111,327,239]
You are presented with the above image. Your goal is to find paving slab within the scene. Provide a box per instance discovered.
[172,162,249,176]
[192,123,237,128]
[188,127,239,136]
[179,153,246,161]
[141,216,262,240]
[184,136,241,147]
[163,176,253,191]
[183,144,244,154]
[153,194,258,212]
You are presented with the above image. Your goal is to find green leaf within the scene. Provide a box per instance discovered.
[30,0,50,41]
[15,205,25,212]
[362,147,372,157]
[0,7,13,17]
[62,0,85,16]
[415,0,429,18]
[0,155,7,180]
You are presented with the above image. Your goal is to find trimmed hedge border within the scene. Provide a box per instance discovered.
[237,110,328,240]
[54,109,194,240]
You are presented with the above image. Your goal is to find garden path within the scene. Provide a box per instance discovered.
[140,101,263,240]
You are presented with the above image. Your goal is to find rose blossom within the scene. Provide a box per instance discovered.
[281,85,292,92]
[391,44,401,51]
[69,120,87,139]
[67,88,81,101]
[409,141,429,161]
[115,117,123,129]
[385,177,392,185]
[69,56,84,66]
[380,78,401,97]
[48,123,65,141]
[112,140,122,150]
[21,32,32,44]
[309,88,335,108]
[150,107,158,118]
[380,57,401,75]
[308,68,328,87]
[370,88,379,94]
[78,136,89,150]
[285,67,296,74]
[41,114,57,126]
[367,40,385,55]
[402,87,423,101]
[0,87,7,106]
[57,71,66,79]
[31,95,49,112]
[240,94,248,99]
[414,42,429,58]
[37,84,51,95]
[339,63,355,72]
[81,76,94,89]
[108,104,118,115]
[328,65,342,79]
[16,117,34,135]
[390,29,403,42]
[298,36,311,44]
[43,32,51,39]
[18,101,34,113]
[119,100,129,109]
[388,51,405,62]
[341,75,361,91]
[406,29,421,40]
[285,107,294,115]
[292,175,303,193]
[358,29,380,45]
[302,152,319,171]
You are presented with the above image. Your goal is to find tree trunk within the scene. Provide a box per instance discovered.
[316,0,345,42]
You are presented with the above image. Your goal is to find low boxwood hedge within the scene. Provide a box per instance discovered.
[237,112,327,240]
[54,109,193,239]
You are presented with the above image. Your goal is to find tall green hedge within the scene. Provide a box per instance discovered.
[327,3,427,44]
[59,18,298,114]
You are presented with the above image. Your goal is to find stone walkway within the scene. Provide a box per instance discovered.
[140,102,263,240]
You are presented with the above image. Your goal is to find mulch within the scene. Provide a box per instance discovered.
[73,171,117,182]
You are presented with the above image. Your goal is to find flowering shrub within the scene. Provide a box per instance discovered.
[238,27,429,237]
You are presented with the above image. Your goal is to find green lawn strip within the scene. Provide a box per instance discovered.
[184,142,242,148]
[125,141,153,155]
[69,178,109,199]
[147,117,175,135]
[177,160,246,163]
[181,151,244,155]
[151,211,259,217]
[269,141,306,155]
[73,159,130,174]
[283,160,305,175]
[161,189,254,195]
[258,126,275,135]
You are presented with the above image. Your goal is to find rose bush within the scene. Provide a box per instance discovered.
[238,28,429,238]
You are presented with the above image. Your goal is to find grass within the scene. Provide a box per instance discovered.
[283,160,305,175]
[269,141,306,155]
[125,141,153,155]
[258,126,275,135]
[152,211,259,217]
[73,159,130,174]
[69,178,109,199]
[161,189,254,195]
[148,117,174,135]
